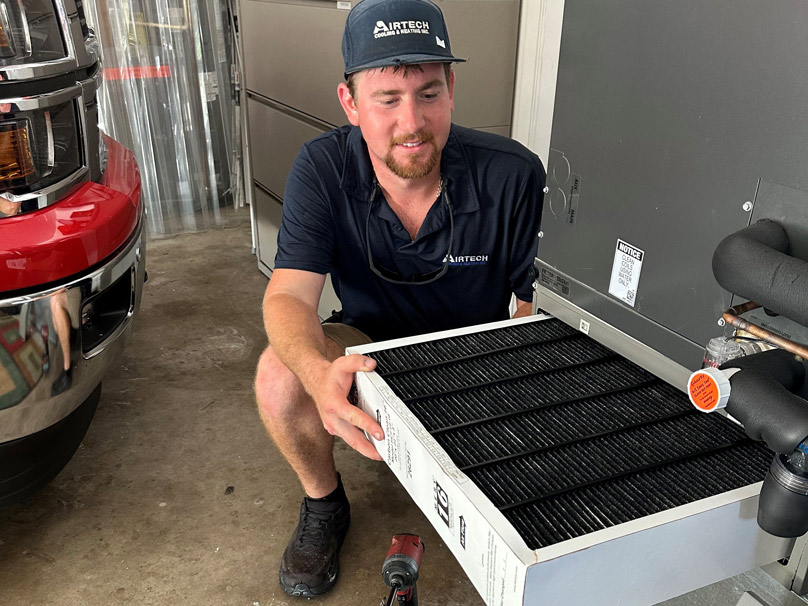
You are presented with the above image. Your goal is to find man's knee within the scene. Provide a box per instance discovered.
[254,345,308,421]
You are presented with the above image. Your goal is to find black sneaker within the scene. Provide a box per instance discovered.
[51,368,72,396]
[279,495,350,597]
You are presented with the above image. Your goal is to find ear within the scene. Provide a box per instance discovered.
[337,82,360,126]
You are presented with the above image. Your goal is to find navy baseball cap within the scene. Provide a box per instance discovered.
[342,0,466,76]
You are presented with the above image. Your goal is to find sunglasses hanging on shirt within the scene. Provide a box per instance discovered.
[365,178,454,285]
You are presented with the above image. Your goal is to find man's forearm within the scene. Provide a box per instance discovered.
[263,290,331,395]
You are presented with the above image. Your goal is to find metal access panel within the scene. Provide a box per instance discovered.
[538,1,808,374]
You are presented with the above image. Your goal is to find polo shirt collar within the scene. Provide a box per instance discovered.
[340,125,481,215]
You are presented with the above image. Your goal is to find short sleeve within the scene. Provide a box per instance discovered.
[508,157,546,301]
[274,145,336,275]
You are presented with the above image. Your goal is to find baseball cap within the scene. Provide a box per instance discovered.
[342,0,466,76]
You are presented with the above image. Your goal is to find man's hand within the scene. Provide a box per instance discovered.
[310,354,385,461]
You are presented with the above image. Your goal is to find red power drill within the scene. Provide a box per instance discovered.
[380,534,425,606]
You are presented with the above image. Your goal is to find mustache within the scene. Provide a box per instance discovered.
[390,131,435,146]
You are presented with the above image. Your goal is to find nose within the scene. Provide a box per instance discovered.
[397,97,426,135]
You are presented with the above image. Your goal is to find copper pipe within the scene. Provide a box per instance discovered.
[728,301,761,316]
[722,311,808,359]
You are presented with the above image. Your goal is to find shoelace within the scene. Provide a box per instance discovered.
[296,507,337,547]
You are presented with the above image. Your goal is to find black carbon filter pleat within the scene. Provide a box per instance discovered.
[368,319,771,550]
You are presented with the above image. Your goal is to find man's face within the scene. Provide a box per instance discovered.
[338,63,454,181]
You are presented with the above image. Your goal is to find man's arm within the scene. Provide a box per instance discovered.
[263,268,384,460]
[512,297,532,319]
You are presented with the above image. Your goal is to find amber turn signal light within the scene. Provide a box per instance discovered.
[0,120,35,182]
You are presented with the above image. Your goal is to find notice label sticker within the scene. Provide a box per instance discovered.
[608,239,644,307]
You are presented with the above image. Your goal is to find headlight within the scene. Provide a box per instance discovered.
[0,0,96,80]
[0,84,87,209]
[0,0,66,66]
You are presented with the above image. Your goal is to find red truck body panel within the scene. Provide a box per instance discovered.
[0,136,142,291]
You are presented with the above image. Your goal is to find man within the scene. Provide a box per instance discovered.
[255,0,545,597]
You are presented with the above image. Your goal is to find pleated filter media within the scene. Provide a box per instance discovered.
[349,315,791,606]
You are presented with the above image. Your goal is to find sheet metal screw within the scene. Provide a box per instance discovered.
[538,231,544,238]
[543,186,550,193]
[717,318,726,327]
[743,201,753,212]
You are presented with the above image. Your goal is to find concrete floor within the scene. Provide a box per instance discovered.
[0,218,482,606]
[3,217,808,606]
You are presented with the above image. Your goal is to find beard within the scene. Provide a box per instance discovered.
[383,131,440,179]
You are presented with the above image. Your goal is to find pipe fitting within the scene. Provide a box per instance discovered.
[687,350,808,454]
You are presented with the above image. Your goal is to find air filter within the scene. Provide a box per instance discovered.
[349,315,791,606]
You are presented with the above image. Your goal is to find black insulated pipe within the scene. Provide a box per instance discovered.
[719,350,808,537]
[720,350,808,455]
[713,219,808,328]
[758,454,808,538]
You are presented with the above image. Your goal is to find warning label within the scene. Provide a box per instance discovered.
[689,372,720,411]
[608,239,644,307]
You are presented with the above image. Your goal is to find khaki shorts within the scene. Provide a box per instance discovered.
[322,322,373,351]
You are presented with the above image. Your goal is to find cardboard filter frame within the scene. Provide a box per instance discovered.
[347,314,792,606]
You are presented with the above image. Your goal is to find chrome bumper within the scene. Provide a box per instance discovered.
[0,221,145,442]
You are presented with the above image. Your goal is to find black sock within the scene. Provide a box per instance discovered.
[307,474,347,503]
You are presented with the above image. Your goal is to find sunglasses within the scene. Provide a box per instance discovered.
[365,179,454,285]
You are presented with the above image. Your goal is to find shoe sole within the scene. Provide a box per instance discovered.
[280,561,340,597]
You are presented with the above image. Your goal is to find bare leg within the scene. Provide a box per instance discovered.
[254,338,345,498]
[50,293,72,372]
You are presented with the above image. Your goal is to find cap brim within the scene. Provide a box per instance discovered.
[345,53,466,76]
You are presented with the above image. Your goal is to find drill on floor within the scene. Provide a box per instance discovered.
[380,534,425,606]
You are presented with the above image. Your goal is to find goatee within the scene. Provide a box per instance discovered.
[384,131,439,179]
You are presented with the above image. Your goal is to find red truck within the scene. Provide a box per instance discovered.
[0,0,144,506]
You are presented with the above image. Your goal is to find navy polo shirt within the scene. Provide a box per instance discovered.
[275,124,545,342]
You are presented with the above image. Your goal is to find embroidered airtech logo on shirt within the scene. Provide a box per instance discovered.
[444,254,489,267]
[373,19,431,38]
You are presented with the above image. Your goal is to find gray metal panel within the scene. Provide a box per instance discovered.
[240,0,520,130]
[534,279,693,390]
[541,0,808,370]
[247,96,328,198]
[317,277,341,321]
[252,184,341,320]
[658,567,808,606]
[253,185,282,277]
[443,0,520,130]
[474,125,511,137]
[241,0,348,127]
